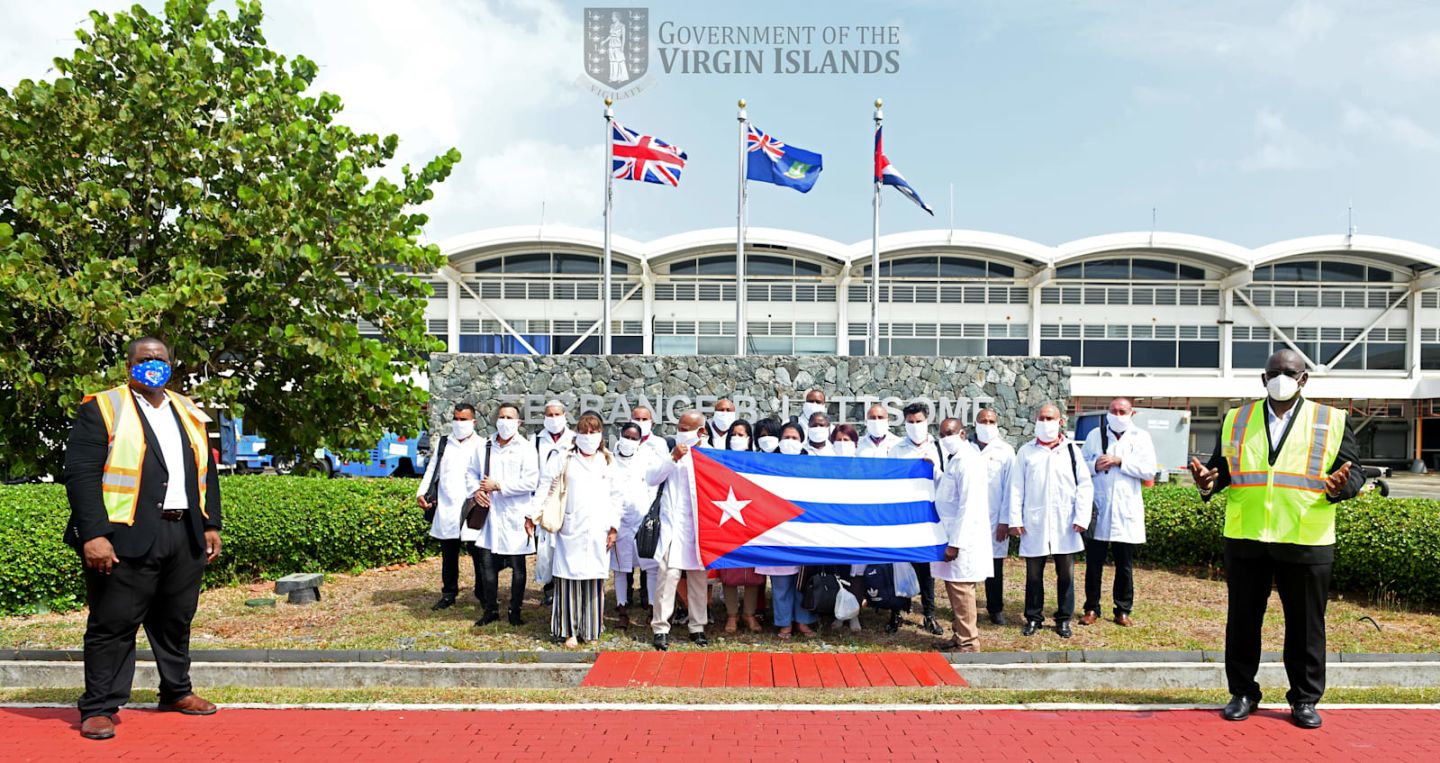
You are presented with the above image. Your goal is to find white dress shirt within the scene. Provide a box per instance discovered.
[1266,401,1298,447]
[132,391,190,510]
[857,431,901,458]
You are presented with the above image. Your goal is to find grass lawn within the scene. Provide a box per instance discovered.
[3,557,1438,654]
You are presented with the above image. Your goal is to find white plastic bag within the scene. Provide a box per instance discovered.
[533,530,554,586]
[893,562,921,598]
[833,587,861,622]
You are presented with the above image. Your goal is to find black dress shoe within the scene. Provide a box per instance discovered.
[1021,620,1042,636]
[507,610,525,626]
[1055,621,1073,639]
[475,611,500,627]
[652,633,669,651]
[885,618,900,634]
[1290,703,1322,729]
[922,616,944,635]
[1221,695,1260,721]
[431,595,456,611]
[989,612,1007,626]
[689,631,709,646]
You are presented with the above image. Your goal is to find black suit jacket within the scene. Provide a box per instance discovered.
[1201,397,1364,564]
[62,394,222,558]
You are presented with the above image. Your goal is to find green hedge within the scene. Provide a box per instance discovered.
[0,476,430,615]
[1138,483,1440,606]
[4,478,1439,615]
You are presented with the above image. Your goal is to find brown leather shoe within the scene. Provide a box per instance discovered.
[158,694,218,715]
[1079,610,1100,626]
[1114,613,1134,627]
[80,715,116,740]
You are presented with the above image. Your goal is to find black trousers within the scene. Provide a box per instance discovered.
[79,519,205,719]
[438,538,485,600]
[1082,539,1135,617]
[985,557,1005,615]
[910,562,936,617]
[476,547,527,615]
[1023,553,1075,624]
[1224,547,1332,705]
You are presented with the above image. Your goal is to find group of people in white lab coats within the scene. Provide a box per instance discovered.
[417,390,1156,650]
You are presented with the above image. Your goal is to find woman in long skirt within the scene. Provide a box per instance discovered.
[547,412,622,647]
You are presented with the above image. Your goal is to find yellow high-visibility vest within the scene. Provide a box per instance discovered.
[1219,398,1344,546]
[85,385,211,525]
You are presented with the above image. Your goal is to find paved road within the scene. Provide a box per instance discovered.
[3,706,1437,762]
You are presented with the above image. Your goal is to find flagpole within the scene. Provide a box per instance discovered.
[736,98,748,357]
[870,98,883,356]
[602,97,614,355]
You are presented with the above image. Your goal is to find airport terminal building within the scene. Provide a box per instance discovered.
[404,226,1440,466]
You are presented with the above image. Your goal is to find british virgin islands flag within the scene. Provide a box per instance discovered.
[692,450,946,569]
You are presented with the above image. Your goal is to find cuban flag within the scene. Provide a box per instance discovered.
[692,449,947,568]
[612,120,688,187]
[745,125,823,193]
[874,126,933,215]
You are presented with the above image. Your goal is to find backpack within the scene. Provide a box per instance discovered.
[861,563,913,611]
[800,569,843,616]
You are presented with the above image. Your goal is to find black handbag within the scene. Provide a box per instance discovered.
[421,436,449,524]
[633,480,664,560]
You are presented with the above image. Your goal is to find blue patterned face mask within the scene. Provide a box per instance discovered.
[130,360,172,389]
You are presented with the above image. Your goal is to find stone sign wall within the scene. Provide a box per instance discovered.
[428,354,1070,444]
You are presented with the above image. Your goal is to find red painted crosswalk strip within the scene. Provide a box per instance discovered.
[581,652,967,688]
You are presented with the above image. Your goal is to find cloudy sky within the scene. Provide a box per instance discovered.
[3,0,1439,248]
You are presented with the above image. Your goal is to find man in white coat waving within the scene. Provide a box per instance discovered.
[932,432,991,652]
[1009,403,1094,638]
[1080,397,1156,628]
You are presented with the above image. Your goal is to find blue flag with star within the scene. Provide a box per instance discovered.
[745,125,823,193]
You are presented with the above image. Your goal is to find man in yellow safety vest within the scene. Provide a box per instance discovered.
[1189,348,1363,731]
[62,337,223,741]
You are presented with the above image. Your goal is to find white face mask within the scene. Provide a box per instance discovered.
[675,429,701,448]
[451,419,475,440]
[807,426,830,444]
[779,439,804,455]
[728,436,751,451]
[802,401,826,419]
[616,438,639,457]
[905,421,928,444]
[544,415,567,435]
[833,440,857,457]
[1035,419,1061,442]
[636,420,653,438]
[940,433,964,455]
[494,418,519,440]
[1266,373,1300,402]
[575,432,601,454]
[865,418,888,438]
[712,410,736,432]
[1107,412,1132,433]
[975,423,999,444]
[757,436,779,453]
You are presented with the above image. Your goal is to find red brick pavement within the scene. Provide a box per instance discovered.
[2,706,1437,762]
[582,651,966,688]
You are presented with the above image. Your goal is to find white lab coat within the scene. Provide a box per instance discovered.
[1008,438,1094,557]
[931,443,993,582]
[976,438,1017,558]
[646,451,703,570]
[611,446,661,572]
[857,431,901,458]
[1082,426,1157,545]
[890,436,945,483]
[550,451,624,580]
[532,429,575,557]
[698,422,727,449]
[416,432,483,540]
[465,434,541,551]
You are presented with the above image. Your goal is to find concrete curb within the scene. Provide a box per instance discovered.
[4,657,1440,691]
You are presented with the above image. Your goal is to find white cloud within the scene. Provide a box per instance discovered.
[1382,30,1440,79]
[1341,103,1440,151]
[1240,107,1345,171]
[458,139,605,229]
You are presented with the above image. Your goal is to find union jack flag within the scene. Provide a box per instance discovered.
[747,125,785,160]
[612,121,687,187]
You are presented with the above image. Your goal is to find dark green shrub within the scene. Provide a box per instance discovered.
[0,476,429,615]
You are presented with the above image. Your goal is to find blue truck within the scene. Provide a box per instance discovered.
[218,415,427,478]
[218,416,274,473]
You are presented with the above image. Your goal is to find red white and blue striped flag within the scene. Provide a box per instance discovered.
[692,449,946,568]
[874,125,933,215]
